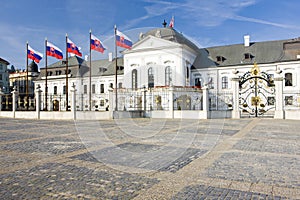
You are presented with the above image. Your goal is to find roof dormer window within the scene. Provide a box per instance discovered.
[216,56,226,63]
[244,53,253,60]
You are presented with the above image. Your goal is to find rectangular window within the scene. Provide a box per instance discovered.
[84,85,87,94]
[63,86,66,94]
[100,99,105,107]
[221,76,228,89]
[0,74,2,80]
[54,86,57,95]
[92,84,95,94]
[100,84,104,93]
[285,73,293,86]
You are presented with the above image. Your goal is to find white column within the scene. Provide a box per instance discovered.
[169,86,174,118]
[202,86,209,119]
[108,87,114,119]
[142,86,147,111]
[0,87,3,111]
[70,83,77,120]
[35,85,42,119]
[231,69,240,119]
[12,86,18,118]
[274,70,285,119]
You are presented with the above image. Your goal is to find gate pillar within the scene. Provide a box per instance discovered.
[12,86,18,118]
[108,87,114,119]
[70,83,77,120]
[169,86,174,119]
[0,87,4,111]
[274,69,285,119]
[231,70,240,119]
[35,85,42,119]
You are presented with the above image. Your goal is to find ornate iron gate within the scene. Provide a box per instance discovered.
[239,63,275,117]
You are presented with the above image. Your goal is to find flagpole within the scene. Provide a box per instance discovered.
[45,38,48,111]
[89,29,92,111]
[26,41,29,110]
[65,33,69,111]
[114,25,118,111]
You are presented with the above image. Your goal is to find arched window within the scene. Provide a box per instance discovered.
[165,66,172,86]
[195,78,201,88]
[53,86,57,95]
[285,73,293,86]
[132,69,137,89]
[186,66,189,79]
[148,67,154,88]
[118,82,122,89]
[63,86,66,94]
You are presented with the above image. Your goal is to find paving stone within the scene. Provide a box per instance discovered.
[0,118,299,199]
[72,143,207,172]
[0,162,159,199]
[172,185,284,199]
[1,136,86,155]
[204,152,300,188]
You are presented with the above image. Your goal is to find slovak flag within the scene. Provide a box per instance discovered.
[27,45,43,63]
[67,38,82,57]
[90,34,106,53]
[169,16,174,28]
[46,41,63,60]
[116,29,132,49]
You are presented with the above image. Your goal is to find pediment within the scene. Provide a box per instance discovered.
[125,35,181,53]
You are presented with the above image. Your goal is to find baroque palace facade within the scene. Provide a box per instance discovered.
[34,27,300,116]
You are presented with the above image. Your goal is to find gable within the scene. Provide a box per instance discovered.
[125,35,181,53]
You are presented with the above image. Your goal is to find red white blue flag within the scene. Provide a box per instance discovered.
[90,34,106,53]
[27,45,43,63]
[116,29,132,49]
[46,41,63,60]
[67,38,82,57]
[169,16,174,28]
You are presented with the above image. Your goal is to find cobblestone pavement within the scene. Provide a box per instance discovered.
[0,117,299,199]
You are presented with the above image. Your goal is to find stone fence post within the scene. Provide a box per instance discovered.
[71,83,77,120]
[202,86,209,119]
[0,87,4,111]
[35,85,42,119]
[231,69,240,119]
[12,86,18,118]
[169,86,174,118]
[274,69,285,119]
[108,87,114,119]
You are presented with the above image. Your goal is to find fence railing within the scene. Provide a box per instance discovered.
[1,93,36,111]
[0,87,236,112]
[209,90,233,111]
[283,92,300,110]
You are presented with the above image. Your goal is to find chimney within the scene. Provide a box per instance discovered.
[108,52,113,62]
[244,35,250,47]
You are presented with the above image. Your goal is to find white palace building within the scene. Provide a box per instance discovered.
[30,26,300,120]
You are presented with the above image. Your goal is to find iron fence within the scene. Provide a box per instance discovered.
[283,92,300,110]
[209,90,233,111]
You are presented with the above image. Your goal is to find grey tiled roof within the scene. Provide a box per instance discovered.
[192,38,299,69]
[36,56,123,81]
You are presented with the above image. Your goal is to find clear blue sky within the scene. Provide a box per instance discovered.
[1,0,300,69]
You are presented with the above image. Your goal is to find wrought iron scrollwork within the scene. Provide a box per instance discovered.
[239,63,275,117]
